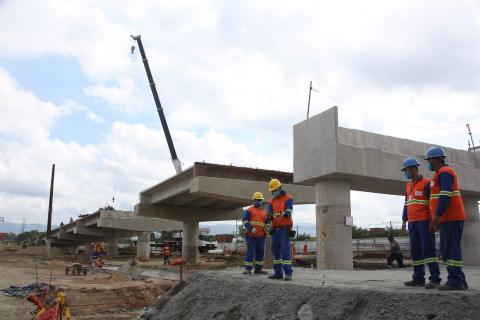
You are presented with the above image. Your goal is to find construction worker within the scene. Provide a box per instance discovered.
[425,146,468,290]
[242,192,268,275]
[401,157,441,288]
[162,242,171,265]
[387,234,404,268]
[266,178,295,281]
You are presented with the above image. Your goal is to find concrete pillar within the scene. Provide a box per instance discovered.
[136,232,151,261]
[462,196,480,266]
[315,179,353,270]
[106,238,119,257]
[45,239,51,260]
[263,235,273,269]
[182,220,199,264]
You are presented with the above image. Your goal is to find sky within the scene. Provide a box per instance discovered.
[1,0,480,230]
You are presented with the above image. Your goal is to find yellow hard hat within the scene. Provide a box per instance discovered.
[268,178,282,192]
[252,192,264,200]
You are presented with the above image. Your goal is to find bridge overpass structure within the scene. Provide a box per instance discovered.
[135,162,315,264]
[294,106,480,270]
[32,209,182,259]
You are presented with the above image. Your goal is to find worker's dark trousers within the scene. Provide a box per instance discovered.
[440,221,467,288]
[387,253,404,267]
[163,256,170,265]
[245,235,265,271]
[408,220,441,283]
[271,228,292,276]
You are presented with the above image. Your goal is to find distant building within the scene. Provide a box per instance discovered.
[216,234,235,243]
[370,228,385,234]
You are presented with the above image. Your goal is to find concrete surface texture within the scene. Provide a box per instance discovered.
[140,267,480,320]
[136,162,315,263]
[293,106,480,269]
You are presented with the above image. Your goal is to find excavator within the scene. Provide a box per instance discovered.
[130,34,183,174]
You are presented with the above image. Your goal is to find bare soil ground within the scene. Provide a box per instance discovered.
[0,251,177,320]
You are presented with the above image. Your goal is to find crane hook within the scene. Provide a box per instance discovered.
[131,45,135,54]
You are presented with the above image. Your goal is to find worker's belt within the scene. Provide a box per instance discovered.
[250,221,265,227]
[273,212,283,218]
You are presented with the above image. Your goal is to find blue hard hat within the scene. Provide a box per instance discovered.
[401,157,420,171]
[424,146,447,160]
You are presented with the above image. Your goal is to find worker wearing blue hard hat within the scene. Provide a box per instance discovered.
[425,146,468,290]
[401,157,441,288]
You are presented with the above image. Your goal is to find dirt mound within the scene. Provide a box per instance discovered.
[80,272,132,284]
[140,272,480,320]
[0,244,22,252]
[21,246,65,256]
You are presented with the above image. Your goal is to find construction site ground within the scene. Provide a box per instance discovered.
[0,252,179,320]
[142,266,480,320]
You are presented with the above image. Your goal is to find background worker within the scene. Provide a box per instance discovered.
[242,192,268,275]
[162,242,171,266]
[401,157,441,288]
[425,146,468,290]
[266,179,295,281]
[387,234,404,268]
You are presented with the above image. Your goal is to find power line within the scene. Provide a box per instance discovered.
[311,89,476,130]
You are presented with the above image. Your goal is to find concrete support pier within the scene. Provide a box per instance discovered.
[106,238,119,257]
[462,196,480,266]
[182,220,199,264]
[315,179,353,270]
[137,232,151,261]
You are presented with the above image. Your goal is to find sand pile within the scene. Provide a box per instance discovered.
[139,272,480,320]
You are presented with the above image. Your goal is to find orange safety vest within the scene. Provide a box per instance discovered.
[430,166,466,223]
[270,193,293,227]
[163,246,171,257]
[405,177,431,222]
[246,206,266,237]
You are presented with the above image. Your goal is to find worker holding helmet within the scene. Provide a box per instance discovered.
[425,146,468,290]
[266,179,295,281]
[401,157,441,288]
[242,192,268,275]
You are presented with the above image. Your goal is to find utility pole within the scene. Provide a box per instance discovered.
[306,81,313,119]
[467,124,476,152]
[47,164,55,240]
[21,218,26,234]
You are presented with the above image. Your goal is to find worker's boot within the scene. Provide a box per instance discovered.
[268,273,283,280]
[284,274,292,281]
[254,269,268,275]
[404,280,425,287]
[243,270,251,275]
[438,283,466,291]
[425,281,440,289]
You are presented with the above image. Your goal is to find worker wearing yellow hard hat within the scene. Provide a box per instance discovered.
[242,192,268,275]
[266,178,295,281]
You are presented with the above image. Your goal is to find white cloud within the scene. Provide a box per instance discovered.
[1,0,480,229]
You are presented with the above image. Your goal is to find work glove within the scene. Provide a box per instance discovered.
[251,227,257,234]
[283,210,291,217]
[264,223,272,234]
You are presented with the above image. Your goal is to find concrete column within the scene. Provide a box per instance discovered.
[45,239,51,260]
[136,232,151,261]
[263,235,273,269]
[462,196,480,266]
[315,179,353,270]
[182,219,199,264]
[106,238,119,257]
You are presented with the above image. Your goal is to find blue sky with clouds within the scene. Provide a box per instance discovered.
[1,0,480,230]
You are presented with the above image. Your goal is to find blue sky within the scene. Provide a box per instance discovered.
[1,0,480,229]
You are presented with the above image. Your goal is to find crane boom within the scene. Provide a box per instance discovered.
[131,34,182,174]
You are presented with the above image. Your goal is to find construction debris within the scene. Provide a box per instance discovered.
[2,282,49,298]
